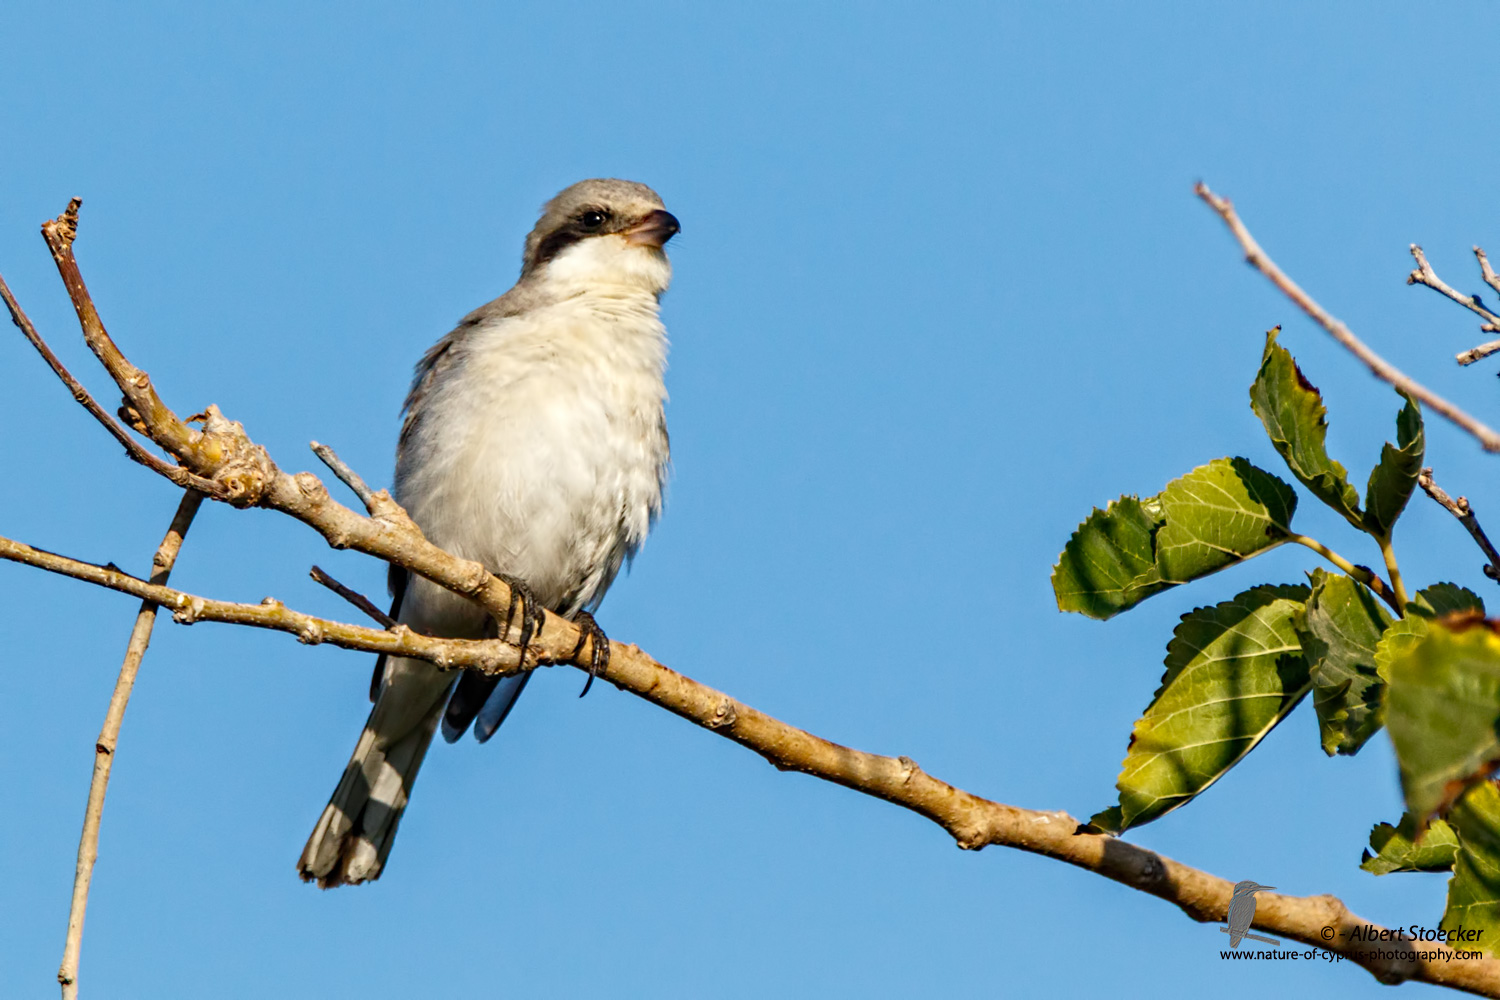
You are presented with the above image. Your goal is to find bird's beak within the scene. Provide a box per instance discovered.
[1256,885,1276,892]
[623,209,681,248]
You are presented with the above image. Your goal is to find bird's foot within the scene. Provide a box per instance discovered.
[571,610,610,698]
[496,573,543,669]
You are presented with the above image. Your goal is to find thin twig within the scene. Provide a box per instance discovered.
[1195,183,1500,453]
[0,272,220,495]
[1378,534,1410,613]
[57,489,203,999]
[310,564,397,627]
[1419,467,1500,583]
[0,534,524,674]
[1457,339,1500,366]
[1407,245,1500,366]
[1285,533,1401,612]
[310,442,379,512]
[1476,247,1500,299]
[40,200,207,468]
[1408,245,1500,330]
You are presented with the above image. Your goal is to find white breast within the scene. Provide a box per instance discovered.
[396,239,671,635]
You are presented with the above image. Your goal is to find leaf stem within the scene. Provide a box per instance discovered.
[1284,532,1400,612]
[1376,533,1409,614]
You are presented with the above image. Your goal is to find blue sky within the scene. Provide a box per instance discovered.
[3,2,1498,996]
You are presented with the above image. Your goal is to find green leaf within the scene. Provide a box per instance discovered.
[1362,813,1459,875]
[1444,781,1500,955]
[1089,584,1311,833]
[1411,583,1486,619]
[1052,459,1295,620]
[1374,584,1485,691]
[1154,458,1297,582]
[1363,391,1425,537]
[1298,569,1393,757]
[1249,327,1363,529]
[1052,496,1167,619]
[1385,615,1500,818]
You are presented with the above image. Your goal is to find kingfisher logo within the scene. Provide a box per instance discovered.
[1221,880,1279,947]
[1212,880,1486,963]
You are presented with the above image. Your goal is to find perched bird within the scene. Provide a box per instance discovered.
[298,179,679,887]
[1224,881,1276,947]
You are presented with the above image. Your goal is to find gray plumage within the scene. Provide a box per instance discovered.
[298,179,679,887]
[1226,880,1275,947]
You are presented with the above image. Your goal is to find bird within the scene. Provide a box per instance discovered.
[297,179,680,888]
[1223,880,1277,947]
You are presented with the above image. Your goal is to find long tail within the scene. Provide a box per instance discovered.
[298,656,454,888]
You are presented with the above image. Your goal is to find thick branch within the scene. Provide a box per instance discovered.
[1196,183,1500,452]
[58,491,203,999]
[1420,467,1500,583]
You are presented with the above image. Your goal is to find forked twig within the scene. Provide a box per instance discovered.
[1407,244,1500,366]
[0,273,219,494]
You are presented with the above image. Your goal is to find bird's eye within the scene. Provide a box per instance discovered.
[579,210,608,231]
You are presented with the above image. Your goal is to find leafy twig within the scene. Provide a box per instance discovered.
[1285,532,1401,612]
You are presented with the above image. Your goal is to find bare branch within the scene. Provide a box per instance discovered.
[1406,244,1500,366]
[15,197,1500,994]
[58,489,203,999]
[310,564,397,628]
[1408,244,1500,330]
[1195,183,1500,453]
[311,441,380,513]
[1457,339,1500,366]
[1419,467,1500,583]
[0,534,526,674]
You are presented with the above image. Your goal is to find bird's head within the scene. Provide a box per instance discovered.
[1231,880,1275,897]
[521,178,680,295]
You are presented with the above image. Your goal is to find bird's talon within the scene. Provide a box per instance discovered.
[573,611,610,697]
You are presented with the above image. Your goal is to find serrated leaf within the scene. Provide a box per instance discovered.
[1250,327,1363,529]
[1386,615,1500,818]
[1052,497,1167,619]
[1363,391,1425,537]
[1443,781,1500,954]
[1412,584,1486,619]
[1053,459,1295,620]
[1299,569,1393,757]
[1375,585,1486,691]
[1155,458,1296,582]
[1089,584,1311,833]
[1362,813,1458,875]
